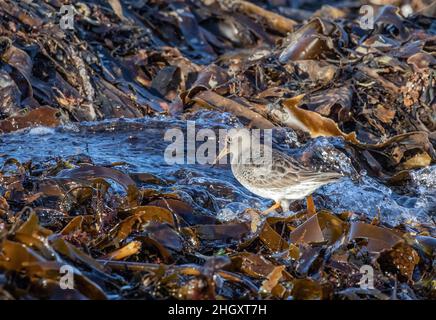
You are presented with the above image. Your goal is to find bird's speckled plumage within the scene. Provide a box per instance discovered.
[222,129,343,210]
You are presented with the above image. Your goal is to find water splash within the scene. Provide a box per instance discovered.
[0,116,433,226]
[217,202,252,222]
[319,173,434,226]
[28,127,56,136]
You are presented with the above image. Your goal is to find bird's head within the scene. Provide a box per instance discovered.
[213,128,259,165]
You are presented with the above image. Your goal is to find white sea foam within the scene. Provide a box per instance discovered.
[28,126,55,135]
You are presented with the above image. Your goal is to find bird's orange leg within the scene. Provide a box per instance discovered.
[262,202,281,215]
[306,195,316,216]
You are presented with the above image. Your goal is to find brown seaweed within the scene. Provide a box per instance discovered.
[0,0,435,301]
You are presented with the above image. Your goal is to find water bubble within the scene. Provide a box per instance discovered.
[217,202,251,222]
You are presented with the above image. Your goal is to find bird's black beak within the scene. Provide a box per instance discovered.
[212,145,230,167]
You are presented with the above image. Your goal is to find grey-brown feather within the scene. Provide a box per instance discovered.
[231,149,342,201]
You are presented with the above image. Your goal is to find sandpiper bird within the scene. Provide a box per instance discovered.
[215,129,344,214]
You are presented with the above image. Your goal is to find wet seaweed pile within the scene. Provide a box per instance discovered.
[0,0,435,300]
[0,155,435,300]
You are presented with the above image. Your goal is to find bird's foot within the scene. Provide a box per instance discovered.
[262,202,281,215]
[306,195,316,216]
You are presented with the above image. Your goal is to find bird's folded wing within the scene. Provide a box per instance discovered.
[244,150,341,189]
